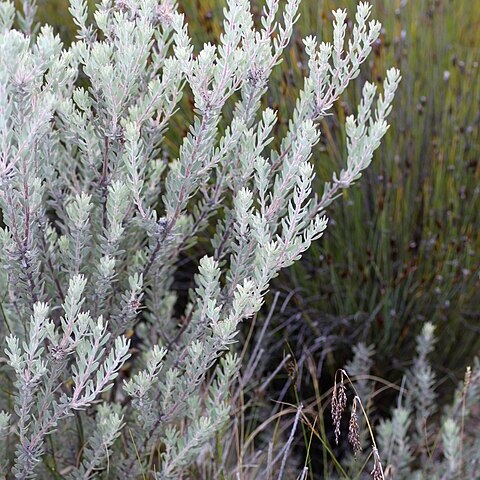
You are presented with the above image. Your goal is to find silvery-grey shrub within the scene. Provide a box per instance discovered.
[344,324,480,480]
[0,0,400,477]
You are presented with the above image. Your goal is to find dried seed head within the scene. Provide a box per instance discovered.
[370,446,384,480]
[49,344,67,361]
[116,0,130,13]
[348,396,362,456]
[331,371,347,444]
[155,2,174,26]
[285,358,297,383]
[463,366,472,397]
[155,217,168,237]
[247,66,265,87]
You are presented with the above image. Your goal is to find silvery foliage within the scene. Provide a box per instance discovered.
[376,324,480,480]
[0,0,399,477]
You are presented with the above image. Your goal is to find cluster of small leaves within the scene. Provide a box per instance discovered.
[0,0,399,477]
